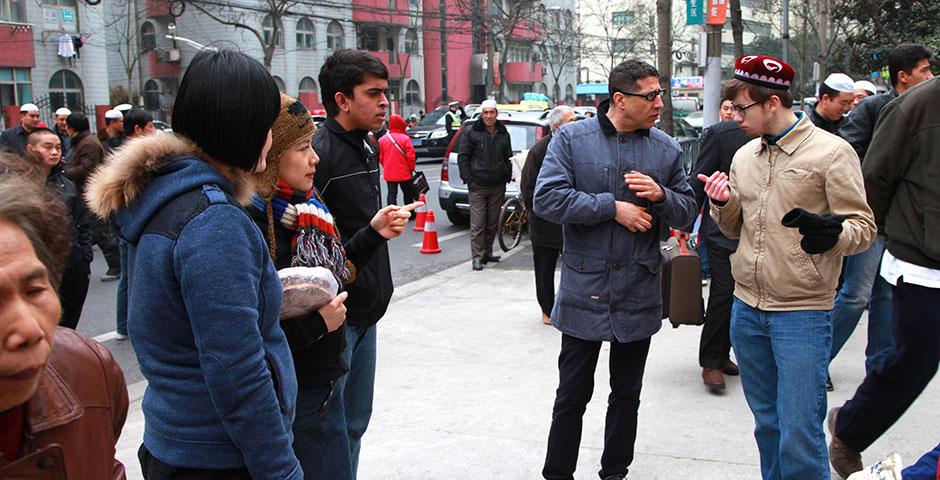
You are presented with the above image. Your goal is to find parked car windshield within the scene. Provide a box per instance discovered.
[418,109,447,126]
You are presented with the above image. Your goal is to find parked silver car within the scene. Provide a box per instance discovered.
[438,111,551,225]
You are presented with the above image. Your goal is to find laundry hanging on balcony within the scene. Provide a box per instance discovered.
[56,34,85,66]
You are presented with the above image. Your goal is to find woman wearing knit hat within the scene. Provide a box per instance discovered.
[251,93,420,478]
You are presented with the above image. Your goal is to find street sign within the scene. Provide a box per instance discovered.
[672,76,705,89]
[687,0,704,25]
[706,0,727,25]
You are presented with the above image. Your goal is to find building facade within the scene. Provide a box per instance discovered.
[1,0,110,129]
[2,0,579,128]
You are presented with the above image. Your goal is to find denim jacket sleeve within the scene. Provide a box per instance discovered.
[533,128,616,225]
[175,205,302,480]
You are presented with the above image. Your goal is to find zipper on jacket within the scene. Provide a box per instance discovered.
[754,149,777,307]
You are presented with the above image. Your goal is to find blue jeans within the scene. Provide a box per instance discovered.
[335,324,377,480]
[731,298,832,480]
[292,382,352,479]
[116,240,128,336]
[830,236,895,372]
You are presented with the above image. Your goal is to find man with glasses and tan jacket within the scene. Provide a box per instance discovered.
[700,55,876,479]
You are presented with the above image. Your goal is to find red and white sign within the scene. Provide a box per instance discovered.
[706,0,727,25]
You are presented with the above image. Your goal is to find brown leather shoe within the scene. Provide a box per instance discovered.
[703,368,726,392]
[721,359,740,376]
[827,407,862,479]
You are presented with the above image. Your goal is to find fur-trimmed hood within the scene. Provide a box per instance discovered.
[84,133,255,243]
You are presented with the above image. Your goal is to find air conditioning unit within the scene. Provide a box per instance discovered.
[156,48,180,63]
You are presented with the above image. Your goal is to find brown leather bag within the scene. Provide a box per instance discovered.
[661,232,705,328]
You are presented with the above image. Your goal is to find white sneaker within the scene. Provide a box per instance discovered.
[115,332,128,341]
[846,453,903,480]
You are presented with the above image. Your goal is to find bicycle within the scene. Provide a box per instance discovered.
[497,195,528,252]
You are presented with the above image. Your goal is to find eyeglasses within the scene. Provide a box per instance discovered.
[730,101,762,116]
[613,87,664,102]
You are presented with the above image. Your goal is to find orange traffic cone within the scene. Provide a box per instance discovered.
[419,210,442,254]
[413,193,428,231]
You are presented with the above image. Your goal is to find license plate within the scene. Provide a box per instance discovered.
[411,139,423,146]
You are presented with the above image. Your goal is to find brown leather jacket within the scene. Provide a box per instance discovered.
[64,130,104,195]
[0,328,128,479]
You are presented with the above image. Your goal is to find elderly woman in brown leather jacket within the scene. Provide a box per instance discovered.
[0,168,128,479]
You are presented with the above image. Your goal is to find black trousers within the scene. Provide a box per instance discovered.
[139,445,251,480]
[836,279,940,452]
[58,260,90,329]
[699,242,734,369]
[533,244,561,317]
[90,216,120,272]
[543,334,652,480]
[386,180,416,207]
[468,184,505,260]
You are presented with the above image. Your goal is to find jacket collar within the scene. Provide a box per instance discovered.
[84,133,253,220]
[25,364,83,435]
[324,117,374,161]
[597,100,651,137]
[760,112,812,156]
[471,118,507,133]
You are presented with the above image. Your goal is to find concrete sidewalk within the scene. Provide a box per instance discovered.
[116,243,940,479]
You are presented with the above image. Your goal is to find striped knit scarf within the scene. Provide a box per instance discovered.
[252,179,351,284]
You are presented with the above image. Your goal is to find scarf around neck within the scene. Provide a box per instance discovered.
[252,179,351,284]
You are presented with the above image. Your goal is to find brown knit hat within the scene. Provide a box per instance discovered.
[254,93,318,200]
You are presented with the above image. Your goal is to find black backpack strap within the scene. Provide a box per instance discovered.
[142,184,233,241]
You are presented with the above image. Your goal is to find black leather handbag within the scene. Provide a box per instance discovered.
[385,132,430,195]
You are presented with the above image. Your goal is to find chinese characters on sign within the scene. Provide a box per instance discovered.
[706,0,727,25]
[686,0,704,25]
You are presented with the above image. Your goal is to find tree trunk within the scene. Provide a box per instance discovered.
[816,0,829,80]
[730,0,744,58]
[656,0,673,136]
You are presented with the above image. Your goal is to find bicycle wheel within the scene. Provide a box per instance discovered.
[497,197,524,252]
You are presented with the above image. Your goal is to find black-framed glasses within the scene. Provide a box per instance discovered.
[731,100,762,116]
[613,87,664,102]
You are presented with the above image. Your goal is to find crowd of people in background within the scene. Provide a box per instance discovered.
[0,41,937,480]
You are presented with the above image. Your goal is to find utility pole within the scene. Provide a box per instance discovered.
[440,0,448,103]
[702,23,722,129]
[781,0,789,64]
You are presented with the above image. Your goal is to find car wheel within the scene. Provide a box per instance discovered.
[446,210,470,226]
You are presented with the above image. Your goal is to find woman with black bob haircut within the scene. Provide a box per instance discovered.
[85,49,302,480]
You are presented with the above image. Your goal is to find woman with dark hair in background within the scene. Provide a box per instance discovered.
[85,50,302,479]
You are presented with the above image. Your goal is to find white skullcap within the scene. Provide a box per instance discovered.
[55,107,72,117]
[480,99,498,111]
[853,80,877,96]
[824,73,855,93]
[104,110,124,120]
[114,103,133,112]
[20,103,39,113]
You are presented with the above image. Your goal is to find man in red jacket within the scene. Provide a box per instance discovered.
[378,114,417,208]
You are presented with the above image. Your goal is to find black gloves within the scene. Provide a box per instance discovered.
[781,208,845,255]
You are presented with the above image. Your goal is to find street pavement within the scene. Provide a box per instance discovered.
[73,156,938,478]
[106,239,939,479]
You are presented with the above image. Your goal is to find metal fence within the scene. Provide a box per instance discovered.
[33,95,99,133]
